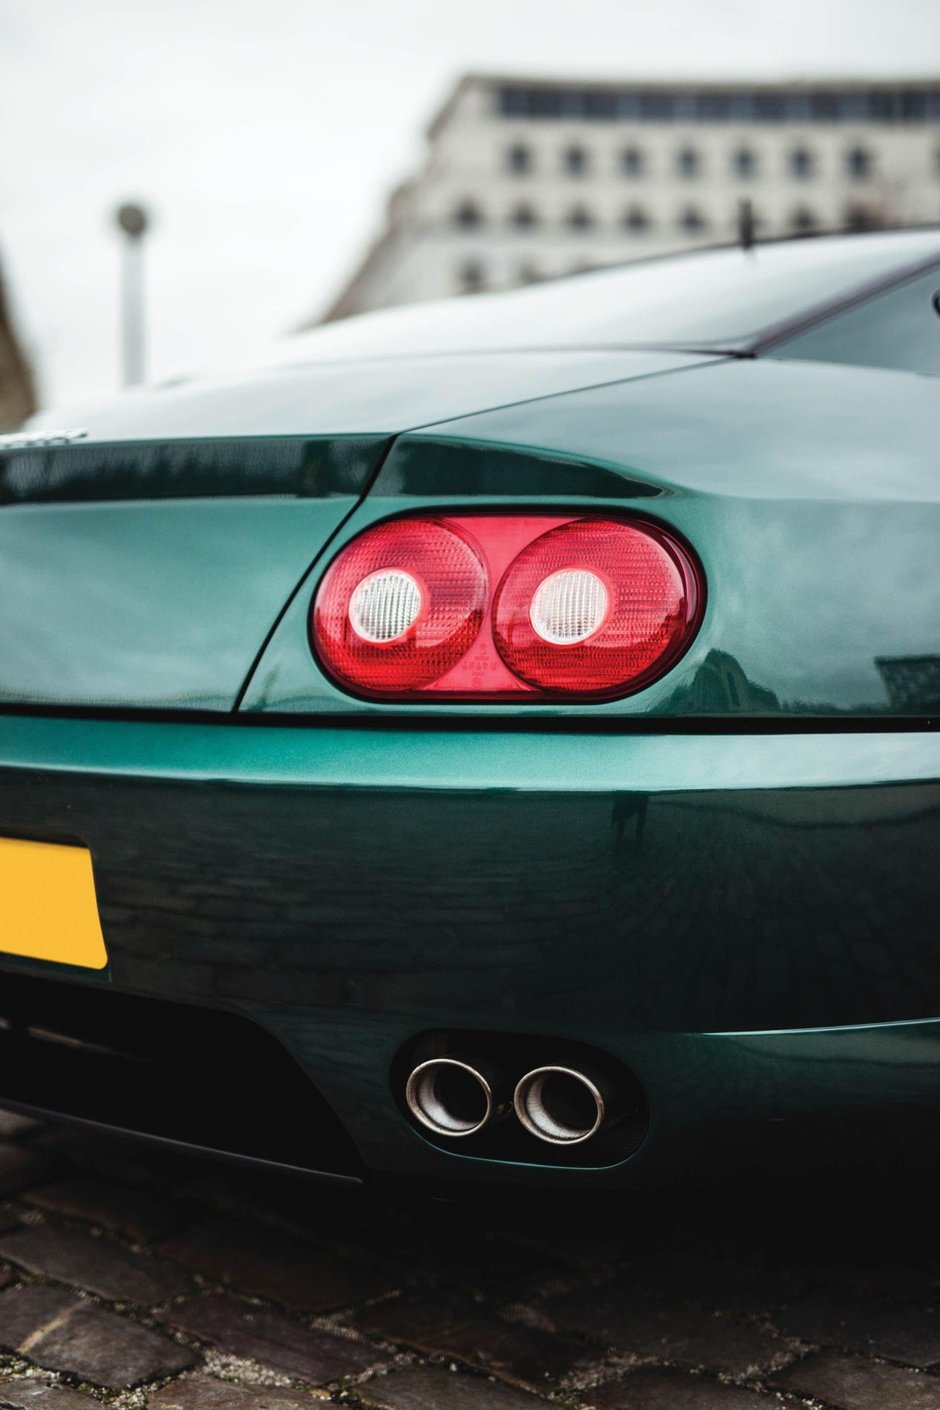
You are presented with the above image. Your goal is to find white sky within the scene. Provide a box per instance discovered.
[2,0,939,409]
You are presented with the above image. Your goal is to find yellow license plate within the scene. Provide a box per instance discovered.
[0,837,108,970]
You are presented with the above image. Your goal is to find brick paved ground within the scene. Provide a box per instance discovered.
[0,1109,937,1408]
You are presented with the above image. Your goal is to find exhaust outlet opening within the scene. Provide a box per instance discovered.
[396,1032,649,1167]
[514,1066,606,1145]
[405,1058,493,1138]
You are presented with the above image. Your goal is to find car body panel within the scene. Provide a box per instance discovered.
[242,357,940,719]
[377,356,939,504]
[0,434,393,711]
[0,497,368,711]
[23,350,708,441]
[0,713,937,1187]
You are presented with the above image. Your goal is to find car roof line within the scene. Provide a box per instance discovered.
[496,226,940,289]
[263,342,749,370]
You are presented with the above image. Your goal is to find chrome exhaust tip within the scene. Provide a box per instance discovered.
[513,1065,608,1145]
[405,1057,497,1138]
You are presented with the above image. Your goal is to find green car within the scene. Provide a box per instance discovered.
[0,229,937,1191]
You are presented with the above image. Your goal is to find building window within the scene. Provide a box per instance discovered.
[458,260,486,294]
[846,146,873,180]
[506,143,532,175]
[844,203,880,231]
[790,147,815,179]
[753,93,787,121]
[509,202,537,229]
[563,144,589,175]
[678,205,707,233]
[727,93,755,121]
[623,205,650,233]
[497,82,940,126]
[676,147,701,178]
[732,147,758,179]
[809,91,838,121]
[584,92,617,120]
[566,204,594,231]
[453,199,483,229]
[791,206,817,233]
[640,93,673,121]
[699,93,732,121]
[621,146,644,176]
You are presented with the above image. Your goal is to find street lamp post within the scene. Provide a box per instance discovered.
[115,202,149,388]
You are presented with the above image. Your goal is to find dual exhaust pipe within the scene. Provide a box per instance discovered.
[405,1056,613,1146]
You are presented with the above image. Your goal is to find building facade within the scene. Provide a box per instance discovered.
[316,74,940,323]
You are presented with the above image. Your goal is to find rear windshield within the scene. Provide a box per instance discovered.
[278,231,940,361]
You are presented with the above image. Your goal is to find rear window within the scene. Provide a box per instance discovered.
[769,265,940,376]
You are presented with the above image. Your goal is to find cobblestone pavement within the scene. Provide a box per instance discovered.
[0,1110,937,1409]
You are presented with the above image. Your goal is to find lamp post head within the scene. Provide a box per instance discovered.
[115,203,149,240]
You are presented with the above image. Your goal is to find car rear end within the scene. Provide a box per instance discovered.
[1,241,938,1192]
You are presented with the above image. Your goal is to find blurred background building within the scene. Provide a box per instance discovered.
[0,261,36,430]
[317,74,940,322]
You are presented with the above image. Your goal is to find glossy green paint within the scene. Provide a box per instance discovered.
[2,236,938,1186]
[1,355,711,713]
[0,497,365,710]
[0,714,937,1187]
[9,326,938,720]
[25,350,703,441]
[0,435,392,710]
[2,712,933,794]
[243,356,940,719]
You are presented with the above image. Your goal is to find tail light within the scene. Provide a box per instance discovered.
[311,518,487,693]
[312,514,702,701]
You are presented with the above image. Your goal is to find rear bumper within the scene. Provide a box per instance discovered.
[0,715,937,1188]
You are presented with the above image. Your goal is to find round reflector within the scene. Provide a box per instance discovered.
[530,568,609,645]
[349,569,423,644]
[313,518,488,694]
[493,518,701,696]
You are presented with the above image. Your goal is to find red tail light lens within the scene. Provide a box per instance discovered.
[312,518,488,693]
[492,518,699,695]
[312,514,702,701]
